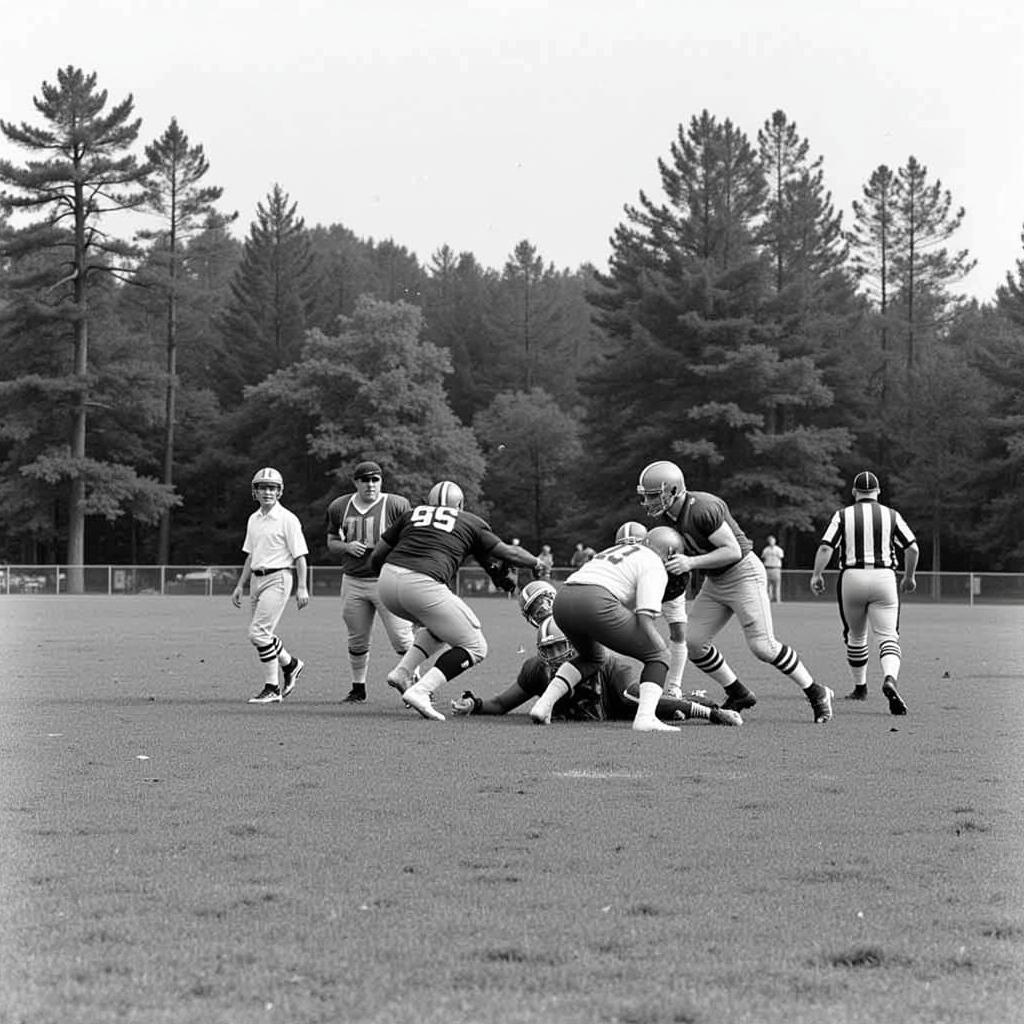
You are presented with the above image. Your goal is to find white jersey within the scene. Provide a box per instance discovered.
[565,543,667,614]
[243,502,309,570]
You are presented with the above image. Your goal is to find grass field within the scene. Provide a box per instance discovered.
[1,595,1023,1024]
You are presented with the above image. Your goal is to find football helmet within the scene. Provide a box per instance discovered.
[636,460,685,518]
[615,520,648,546]
[519,580,556,627]
[645,525,685,562]
[536,617,575,669]
[426,480,464,510]
[251,466,284,500]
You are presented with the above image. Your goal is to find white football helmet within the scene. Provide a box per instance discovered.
[645,525,684,562]
[536,617,575,669]
[615,520,648,546]
[519,580,556,627]
[251,466,284,500]
[426,480,464,510]
[637,461,685,518]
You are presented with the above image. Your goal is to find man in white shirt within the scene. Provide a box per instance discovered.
[231,467,310,704]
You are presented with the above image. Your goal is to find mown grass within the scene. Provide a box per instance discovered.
[1,596,1022,1024]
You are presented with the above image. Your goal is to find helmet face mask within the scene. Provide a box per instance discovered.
[536,617,575,669]
[519,580,556,627]
[252,467,284,504]
[636,461,685,518]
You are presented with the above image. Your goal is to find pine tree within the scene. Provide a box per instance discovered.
[0,67,174,584]
[214,183,315,404]
[995,222,1024,328]
[757,109,848,302]
[137,117,236,563]
[890,156,975,367]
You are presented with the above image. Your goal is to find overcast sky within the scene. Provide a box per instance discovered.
[2,0,1022,301]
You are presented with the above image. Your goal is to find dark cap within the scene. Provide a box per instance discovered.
[853,470,880,493]
[353,460,383,480]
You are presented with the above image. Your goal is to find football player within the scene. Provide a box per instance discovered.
[636,460,834,724]
[451,617,742,725]
[232,467,310,704]
[369,480,544,721]
[529,525,688,733]
[325,460,416,704]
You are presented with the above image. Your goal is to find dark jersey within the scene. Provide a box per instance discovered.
[657,490,753,578]
[380,505,501,585]
[516,654,637,722]
[326,492,411,578]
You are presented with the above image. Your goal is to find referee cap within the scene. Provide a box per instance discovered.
[852,470,880,494]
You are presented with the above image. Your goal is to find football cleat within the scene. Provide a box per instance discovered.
[247,684,281,704]
[281,658,304,698]
[810,686,835,724]
[882,676,907,716]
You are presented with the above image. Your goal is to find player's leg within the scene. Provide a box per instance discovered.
[867,574,907,715]
[838,570,870,700]
[341,576,375,702]
[685,583,753,710]
[400,582,486,721]
[661,594,688,699]
[246,574,291,703]
[735,557,833,723]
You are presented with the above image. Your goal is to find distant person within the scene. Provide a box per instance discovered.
[582,546,596,562]
[232,467,309,704]
[635,460,834,724]
[810,471,918,715]
[535,544,555,579]
[325,460,416,704]
[761,535,785,603]
[369,480,544,721]
[569,543,587,569]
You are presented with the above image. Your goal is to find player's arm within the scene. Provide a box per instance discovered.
[232,555,253,608]
[452,658,547,716]
[810,543,834,595]
[293,555,309,608]
[667,523,742,575]
[900,542,919,593]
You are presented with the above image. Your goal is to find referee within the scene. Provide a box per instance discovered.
[810,471,919,714]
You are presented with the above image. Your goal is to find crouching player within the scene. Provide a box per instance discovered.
[451,615,742,726]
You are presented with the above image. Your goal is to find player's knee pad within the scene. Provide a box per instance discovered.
[435,645,482,680]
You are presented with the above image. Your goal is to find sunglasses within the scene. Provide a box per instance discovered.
[356,475,382,483]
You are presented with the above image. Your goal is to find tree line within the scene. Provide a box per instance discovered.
[2,67,1023,589]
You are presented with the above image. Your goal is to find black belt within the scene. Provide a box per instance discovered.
[252,566,290,577]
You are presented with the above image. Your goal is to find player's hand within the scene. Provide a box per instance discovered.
[666,553,693,575]
[810,574,825,595]
[901,575,916,594]
[451,690,479,716]
[296,589,309,610]
[231,588,242,608]
[347,540,368,557]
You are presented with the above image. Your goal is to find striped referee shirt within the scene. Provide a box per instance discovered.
[819,499,916,570]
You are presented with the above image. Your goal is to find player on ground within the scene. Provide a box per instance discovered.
[810,470,918,715]
[452,615,742,725]
[636,460,834,724]
[232,467,309,704]
[530,525,686,733]
[325,459,416,703]
[369,479,544,721]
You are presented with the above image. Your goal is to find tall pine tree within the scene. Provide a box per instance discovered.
[214,183,315,405]
[0,67,175,584]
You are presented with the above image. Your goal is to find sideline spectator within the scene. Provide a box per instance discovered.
[761,535,785,603]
